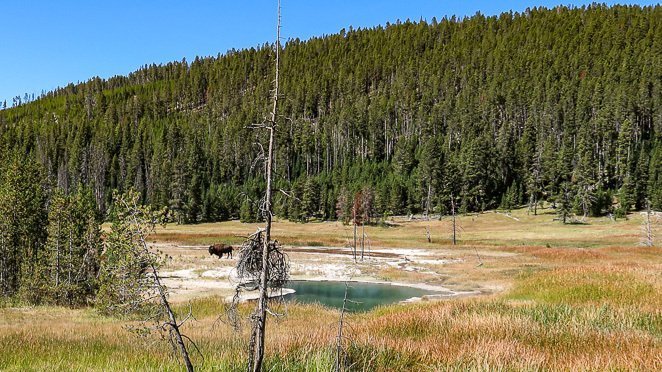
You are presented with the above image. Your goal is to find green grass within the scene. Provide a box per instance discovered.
[508,267,660,309]
[2,282,660,371]
[3,208,660,370]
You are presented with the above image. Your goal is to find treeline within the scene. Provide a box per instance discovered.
[0,4,660,226]
[0,155,167,309]
[0,156,101,303]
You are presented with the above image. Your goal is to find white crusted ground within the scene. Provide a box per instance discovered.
[158,244,481,303]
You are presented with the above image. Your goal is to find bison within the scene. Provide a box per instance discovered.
[209,243,233,259]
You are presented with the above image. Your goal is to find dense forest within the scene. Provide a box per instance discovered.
[1,4,660,227]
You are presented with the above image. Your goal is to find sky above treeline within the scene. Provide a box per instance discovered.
[0,0,658,106]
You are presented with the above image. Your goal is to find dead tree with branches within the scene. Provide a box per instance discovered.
[450,194,458,245]
[250,0,280,366]
[97,190,196,371]
[228,2,288,371]
[335,281,360,372]
[641,199,657,247]
[335,282,350,371]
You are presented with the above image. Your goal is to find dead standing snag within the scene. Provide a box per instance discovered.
[228,1,288,371]
[98,190,196,371]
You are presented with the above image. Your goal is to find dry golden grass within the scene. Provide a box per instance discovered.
[149,206,648,253]
[2,290,659,370]
[3,207,660,370]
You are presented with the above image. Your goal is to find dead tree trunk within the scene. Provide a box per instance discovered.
[451,194,457,246]
[643,199,654,247]
[124,198,195,372]
[151,262,194,372]
[251,1,281,370]
[360,224,365,261]
[425,184,432,244]
[352,221,357,262]
[425,183,432,220]
[335,282,350,372]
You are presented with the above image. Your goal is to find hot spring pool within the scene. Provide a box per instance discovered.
[282,280,442,312]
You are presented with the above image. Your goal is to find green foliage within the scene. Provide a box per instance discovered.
[0,5,660,221]
[240,197,264,223]
[616,175,636,218]
[335,187,352,224]
[556,182,574,224]
[21,188,101,306]
[301,177,320,220]
[96,190,166,316]
[590,188,613,217]
[509,268,658,308]
[0,157,48,298]
[500,182,519,212]
[647,144,662,210]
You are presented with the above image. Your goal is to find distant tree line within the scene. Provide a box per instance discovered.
[0,155,176,309]
[0,156,101,304]
[0,157,192,369]
[0,4,660,231]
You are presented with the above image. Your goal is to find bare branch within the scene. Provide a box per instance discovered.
[276,188,300,201]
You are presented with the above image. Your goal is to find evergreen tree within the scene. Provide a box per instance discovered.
[648,145,662,210]
[335,188,352,224]
[557,182,574,224]
[23,188,101,305]
[301,177,321,221]
[0,5,658,222]
[97,190,165,315]
[0,157,47,297]
[572,128,597,219]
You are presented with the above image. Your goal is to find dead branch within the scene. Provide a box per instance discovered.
[119,196,195,372]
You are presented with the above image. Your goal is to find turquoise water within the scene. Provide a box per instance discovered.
[283,280,438,312]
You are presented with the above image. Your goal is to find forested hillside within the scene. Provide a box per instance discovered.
[1,4,660,223]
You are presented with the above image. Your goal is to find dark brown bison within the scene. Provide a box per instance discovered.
[209,243,233,259]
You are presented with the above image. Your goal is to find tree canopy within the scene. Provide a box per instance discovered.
[1,4,660,222]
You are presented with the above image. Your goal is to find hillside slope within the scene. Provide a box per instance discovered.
[1,4,660,222]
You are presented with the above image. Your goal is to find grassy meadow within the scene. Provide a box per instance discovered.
[2,207,660,370]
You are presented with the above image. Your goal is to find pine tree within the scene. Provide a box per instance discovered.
[335,188,352,224]
[419,137,442,217]
[0,157,47,298]
[648,145,662,210]
[557,182,574,224]
[616,118,634,184]
[0,5,658,223]
[301,177,321,221]
[572,128,597,219]
[23,188,101,305]
[97,190,194,371]
[527,149,543,215]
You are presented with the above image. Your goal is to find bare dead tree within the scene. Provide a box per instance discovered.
[335,282,350,372]
[473,245,484,267]
[360,223,365,261]
[99,190,196,371]
[363,231,372,260]
[351,192,361,262]
[352,220,357,262]
[124,197,195,372]
[243,2,285,370]
[350,189,372,262]
[141,255,195,371]
[451,194,457,246]
[641,199,656,247]
[335,281,359,372]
